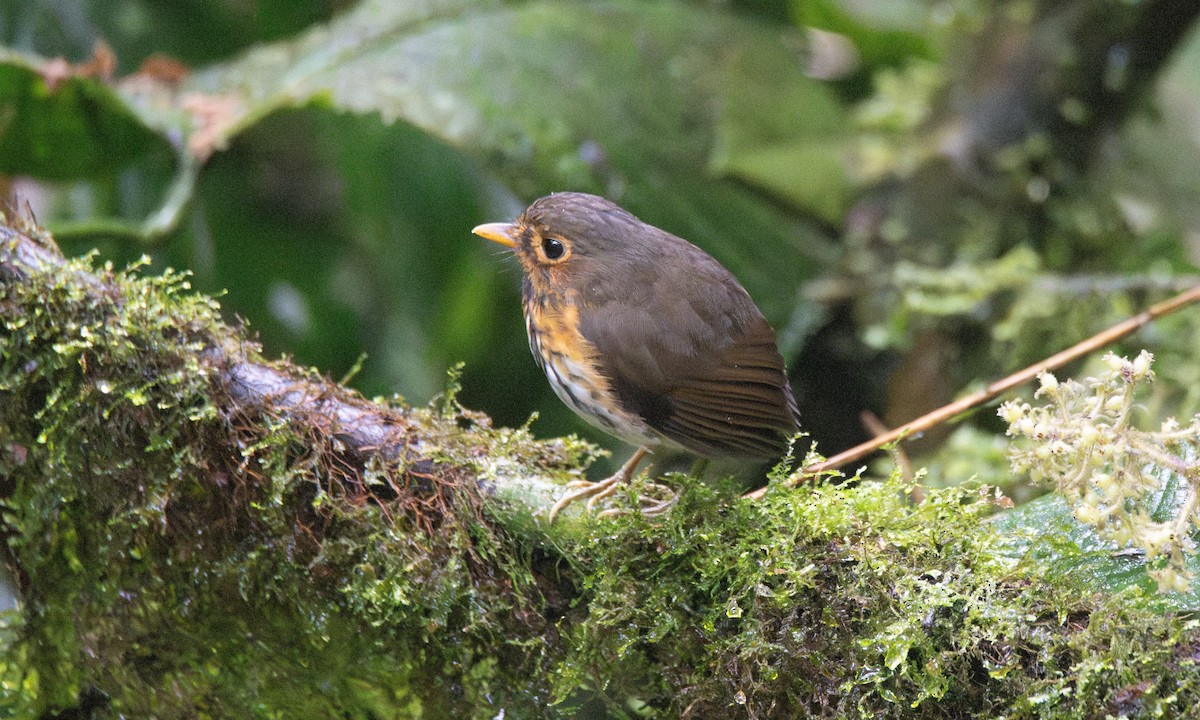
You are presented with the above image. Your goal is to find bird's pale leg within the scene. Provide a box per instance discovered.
[547,447,649,523]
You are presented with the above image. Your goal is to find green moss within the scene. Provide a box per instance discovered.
[0,233,581,717]
[2,229,1199,718]
[554,470,1200,717]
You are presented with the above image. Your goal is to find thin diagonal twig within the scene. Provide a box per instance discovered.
[745,283,1200,500]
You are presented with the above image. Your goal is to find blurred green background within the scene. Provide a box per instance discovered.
[3,0,1200,486]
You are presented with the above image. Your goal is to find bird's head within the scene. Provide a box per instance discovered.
[472,192,647,298]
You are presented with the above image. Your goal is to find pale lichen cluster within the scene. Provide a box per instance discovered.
[1000,351,1200,592]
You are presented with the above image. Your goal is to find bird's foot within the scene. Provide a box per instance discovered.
[546,474,620,523]
[595,480,677,518]
[546,447,677,522]
[546,474,677,522]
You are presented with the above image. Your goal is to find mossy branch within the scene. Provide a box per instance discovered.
[4,215,1200,717]
[0,214,582,526]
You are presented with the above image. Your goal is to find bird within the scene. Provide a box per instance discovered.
[473,192,800,521]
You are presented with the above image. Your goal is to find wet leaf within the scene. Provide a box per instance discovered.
[994,494,1200,612]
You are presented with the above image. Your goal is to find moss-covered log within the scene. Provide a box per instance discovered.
[0,216,591,717]
[3,218,1200,718]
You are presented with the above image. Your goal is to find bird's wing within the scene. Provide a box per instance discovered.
[578,254,799,459]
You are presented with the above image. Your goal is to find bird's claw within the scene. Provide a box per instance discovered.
[547,475,678,523]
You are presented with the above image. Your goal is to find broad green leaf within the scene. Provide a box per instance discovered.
[2,0,840,322]
[792,0,933,70]
[174,0,838,316]
[993,493,1200,612]
[0,50,168,179]
[179,0,825,190]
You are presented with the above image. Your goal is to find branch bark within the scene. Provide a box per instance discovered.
[0,218,568,522]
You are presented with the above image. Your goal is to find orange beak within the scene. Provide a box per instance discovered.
[472,222,518,248]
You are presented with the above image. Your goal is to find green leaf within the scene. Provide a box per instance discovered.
[792,0,933,70]
[993,494,1200,612]
[0,50,168,179]
[183,0,825,189]
[182,0,839,296]
[709,40,852,222]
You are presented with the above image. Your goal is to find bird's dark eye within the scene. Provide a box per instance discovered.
[542,237,566,260]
